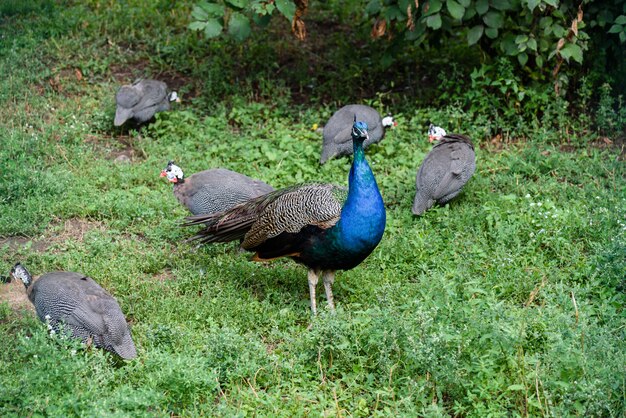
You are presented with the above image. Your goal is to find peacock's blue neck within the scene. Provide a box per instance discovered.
[335,139,386,252]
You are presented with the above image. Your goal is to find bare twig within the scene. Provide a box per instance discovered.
[570,291,579,324]
[525,276,547,307]
[535,361,545,417]
[245,378,259,399]
[317,347,326,384]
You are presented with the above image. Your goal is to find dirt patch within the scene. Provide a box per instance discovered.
[150,269,175,282]
[0,236,50,253]
[554,135,625,159]
[109,59,151,83]
[52,218,106,243]
[0,218,106,255]
[84,133,146,162]
[0,279,35,315]
[33,66,86,97]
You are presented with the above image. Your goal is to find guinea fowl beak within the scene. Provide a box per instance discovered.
[393,121,398,127]
[428,135,436,143]
[160,170,167,177]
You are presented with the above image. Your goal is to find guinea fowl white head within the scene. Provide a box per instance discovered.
[428,124,447,142]
[382,115,397,128]
[10,263,31,287]
[160,161,184,183]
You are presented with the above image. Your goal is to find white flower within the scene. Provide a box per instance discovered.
[525,194,531,198]
[530,202,536,207]
[537,202,542,207]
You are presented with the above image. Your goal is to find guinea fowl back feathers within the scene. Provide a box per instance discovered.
[413,132,476,215]
[162,163,275,216]
[321,105,389,164]
[115,79,174,126]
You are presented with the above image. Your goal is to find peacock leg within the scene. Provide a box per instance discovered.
[322,270,336,312]
[307,268,320,315]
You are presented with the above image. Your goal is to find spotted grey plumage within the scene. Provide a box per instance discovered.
[412,130,476,216]
[10,263,137,359]
[114,79,177,126]
[161,162,275,215]
[321,104,395,164]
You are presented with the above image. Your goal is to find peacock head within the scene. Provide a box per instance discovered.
[428,124,447,142]
[351,117,369,143]
[10,263,32,288]
[382,115,398,128]
[160,160,184,183]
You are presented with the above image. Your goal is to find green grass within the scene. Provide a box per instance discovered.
[1,1,625,416]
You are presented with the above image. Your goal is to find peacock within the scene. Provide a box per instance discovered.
[114,79,179,126]
[412,125,476,215]
[184,118,386,314]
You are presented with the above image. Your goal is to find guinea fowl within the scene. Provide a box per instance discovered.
[160,161,275,215]
[185,119,386,314]
[114,79,179,126]
[320,104,396,164]
[412,125,476,216]
[10,263,137,359]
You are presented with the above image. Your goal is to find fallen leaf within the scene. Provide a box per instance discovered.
[371,18,387,39]
[406,5,415,30]
[570,19,578,36]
